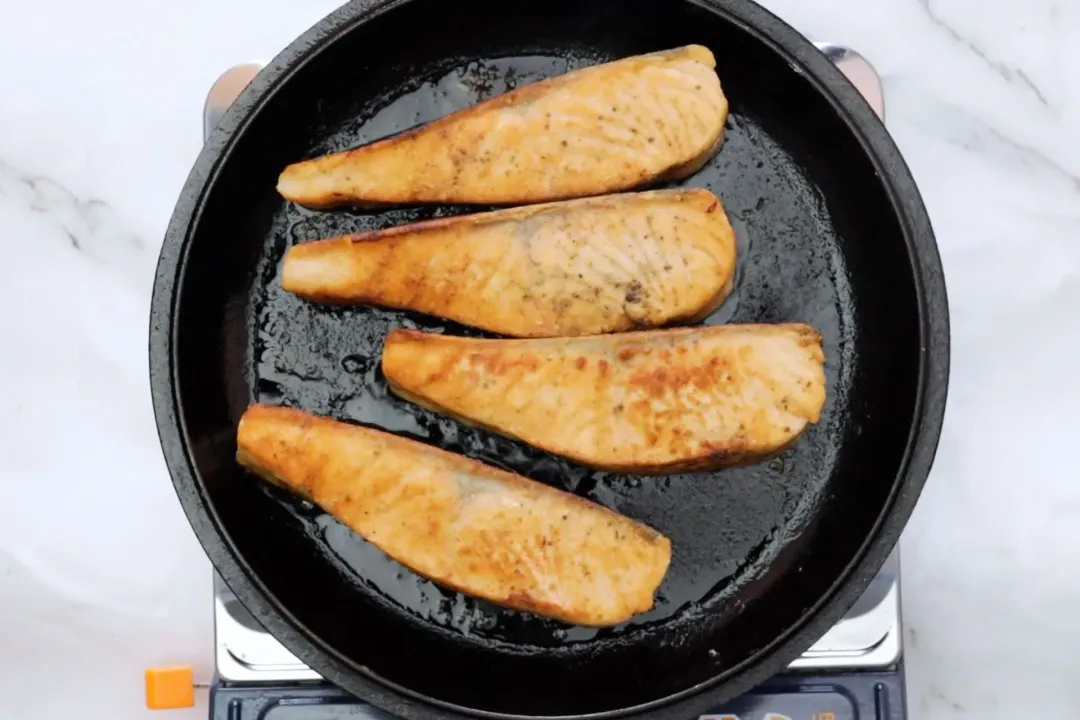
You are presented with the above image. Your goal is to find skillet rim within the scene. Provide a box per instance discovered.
[148,0,950,717]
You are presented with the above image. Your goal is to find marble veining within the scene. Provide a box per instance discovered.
[0,160,148,281]
[918,0,1051,107]
[0,0,1077,718]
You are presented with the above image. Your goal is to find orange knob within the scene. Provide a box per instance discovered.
[145,666,195,710]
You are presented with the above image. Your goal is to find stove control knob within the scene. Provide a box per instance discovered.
[144,666,194,709]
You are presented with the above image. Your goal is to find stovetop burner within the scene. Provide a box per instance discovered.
[205,42,906,720]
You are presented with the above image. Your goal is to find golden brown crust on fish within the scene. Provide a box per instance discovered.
[382,325,827,473]
[282,188,737,337]
[277,46,728,208]
[235,404,671,625]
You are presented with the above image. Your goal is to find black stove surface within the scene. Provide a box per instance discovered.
[211,667,905,720]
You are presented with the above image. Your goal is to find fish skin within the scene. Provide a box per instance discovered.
[381,325,827,473]
[235,404,671,626]
[282,188,737,337]
[277,45,728,208]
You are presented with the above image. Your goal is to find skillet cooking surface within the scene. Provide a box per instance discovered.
[163,0,937,715]
[255,57,842,640]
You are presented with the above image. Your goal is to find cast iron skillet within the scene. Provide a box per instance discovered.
[149,0,949,717]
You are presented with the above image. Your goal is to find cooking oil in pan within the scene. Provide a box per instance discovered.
[250,53,850,649]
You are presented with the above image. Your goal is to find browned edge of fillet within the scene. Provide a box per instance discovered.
[276,45,723,208]
[381,324,825,474]
[234,403,672,624]
[280,187,732,302]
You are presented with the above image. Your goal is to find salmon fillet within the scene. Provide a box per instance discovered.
[236,404,671,625]
[382,325,827,473]
[277,45,728,208]
[282,188,737,337]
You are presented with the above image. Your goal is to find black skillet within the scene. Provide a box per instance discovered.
[149,0,949,717]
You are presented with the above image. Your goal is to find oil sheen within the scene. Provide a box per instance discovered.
[248,53,851,650]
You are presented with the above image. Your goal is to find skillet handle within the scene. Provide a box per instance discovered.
[201,45,884,142]
[203,62,264,141]
[813,42,885,121]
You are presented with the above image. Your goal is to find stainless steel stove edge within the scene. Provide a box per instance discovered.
[788,547,901,670]
[214,574,321,682]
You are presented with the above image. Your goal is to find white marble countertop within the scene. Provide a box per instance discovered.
[1,0,1077,718]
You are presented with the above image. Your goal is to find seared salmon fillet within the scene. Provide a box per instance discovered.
[282,188,737,337]
[236,404,671,625]
[382,325,826,473]
[277,45,728,208]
